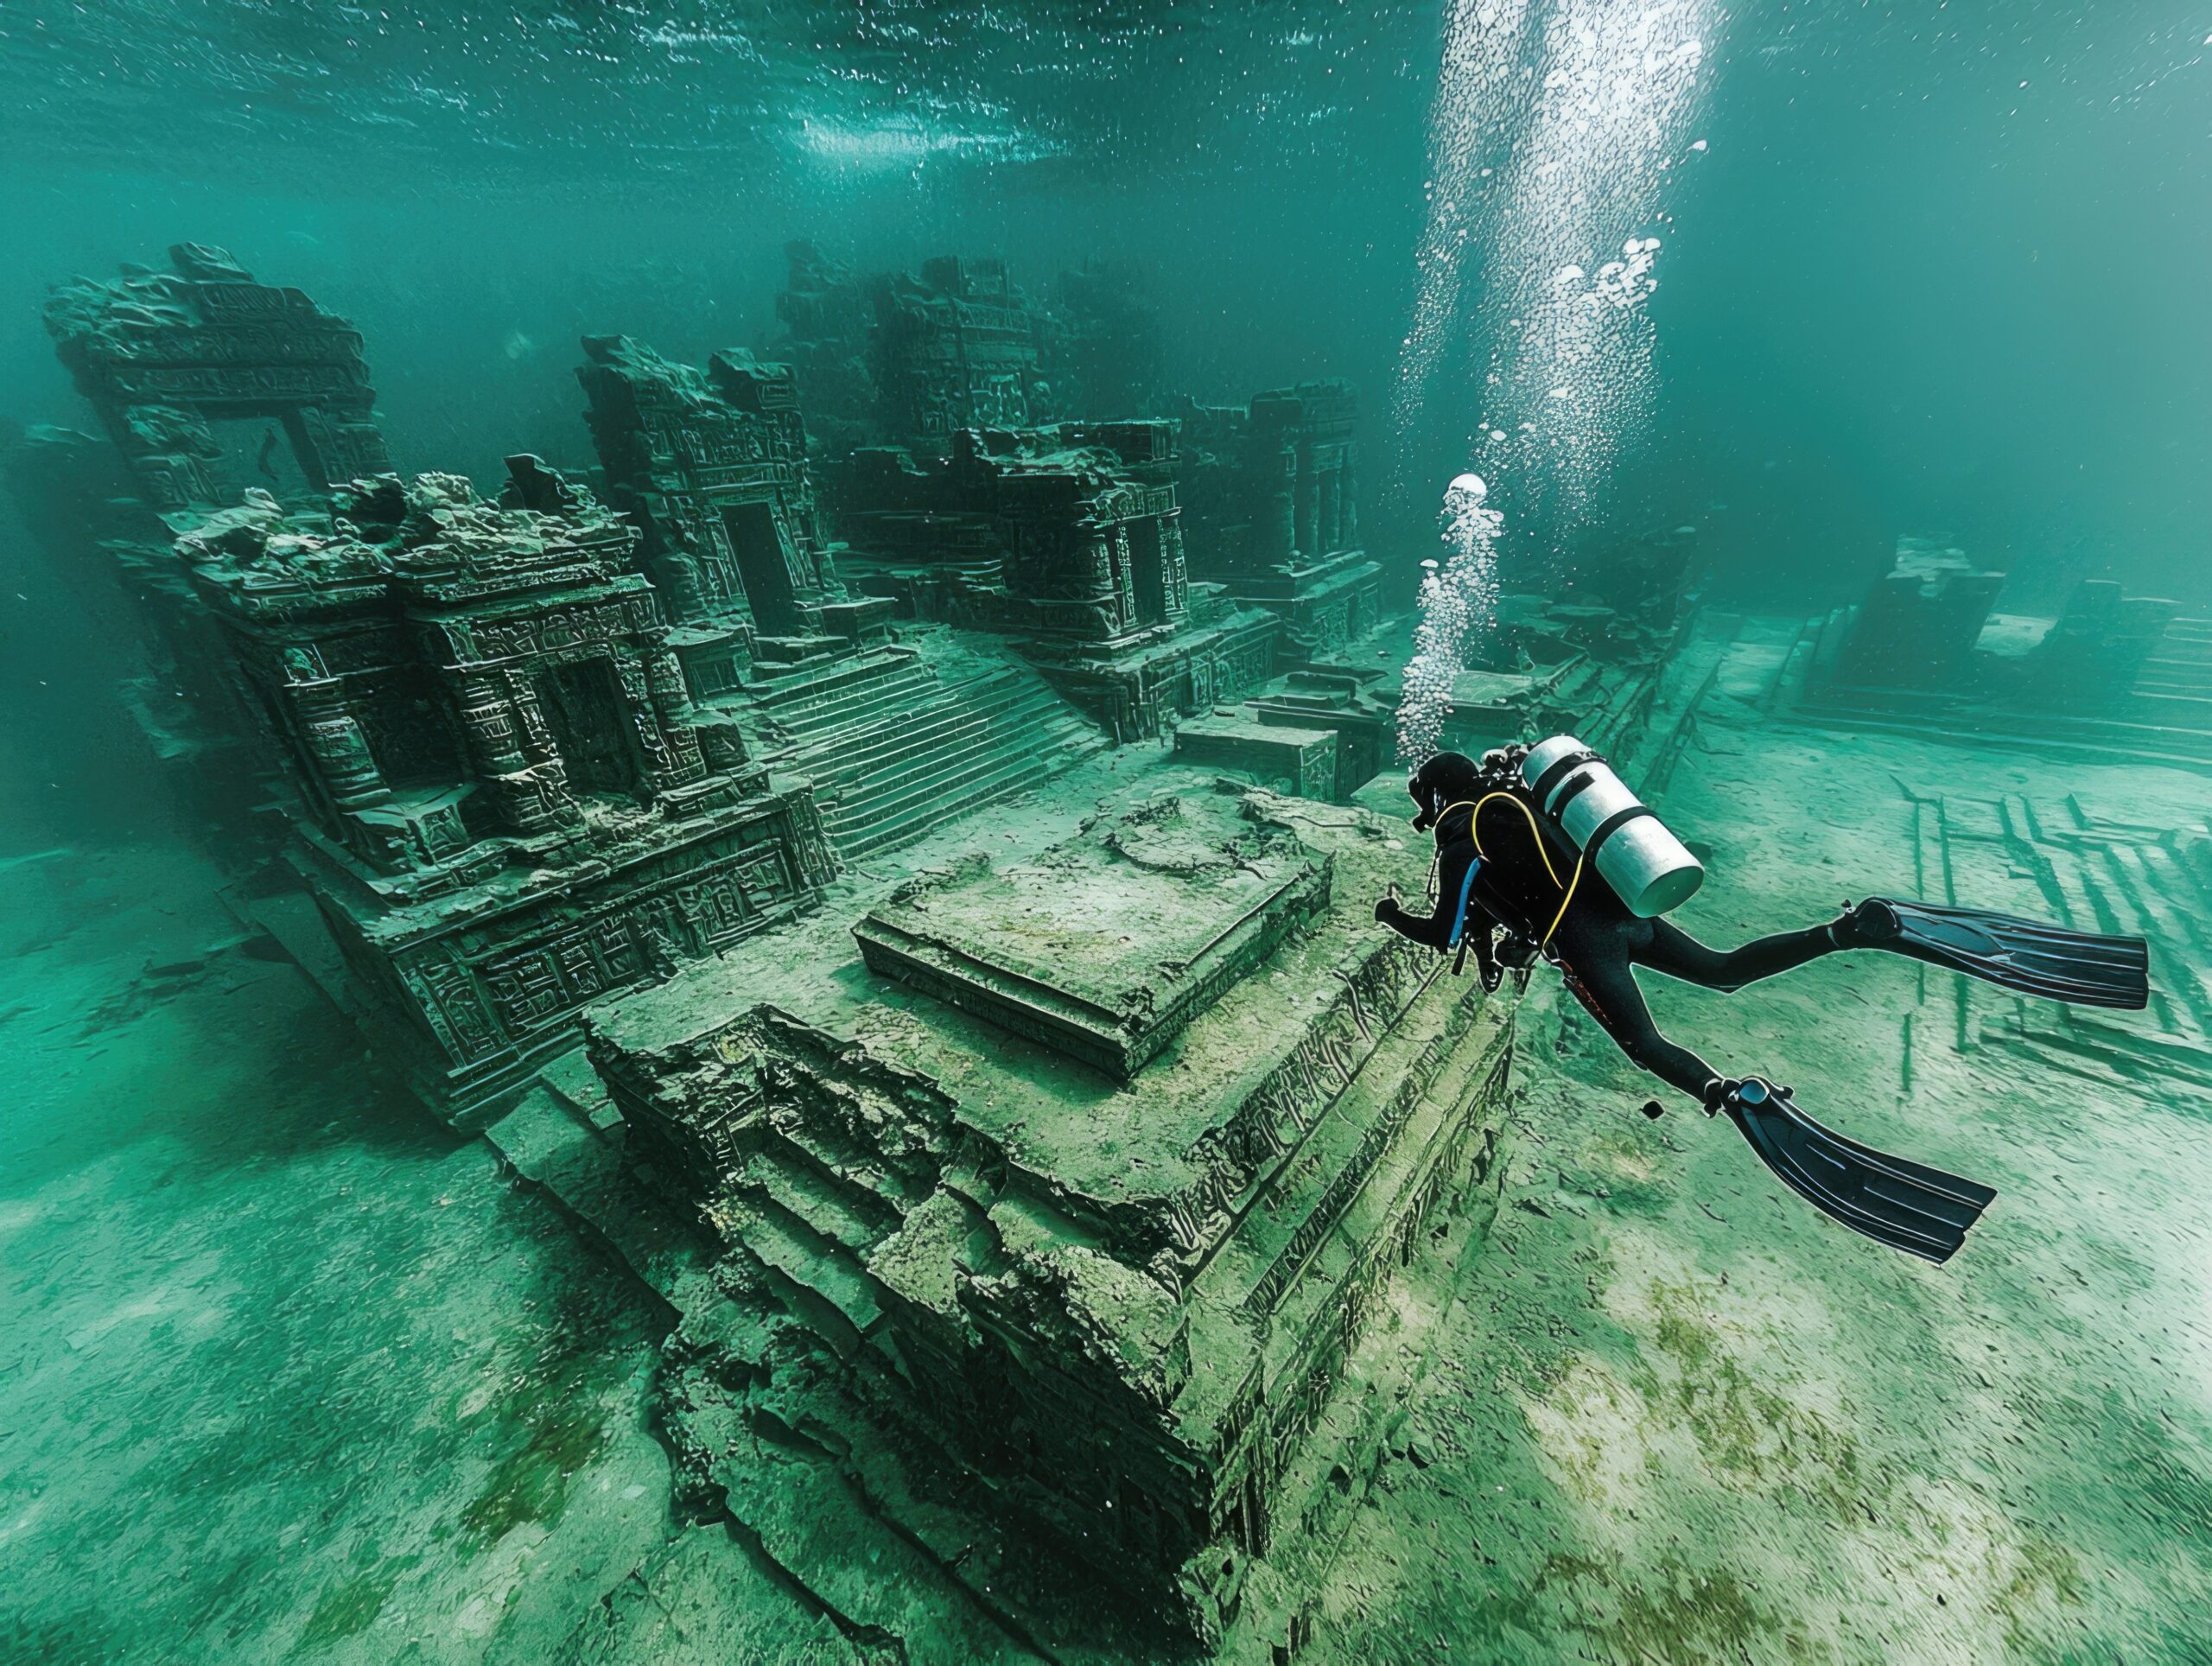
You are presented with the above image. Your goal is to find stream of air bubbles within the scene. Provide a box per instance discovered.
[1394,0,1719,762]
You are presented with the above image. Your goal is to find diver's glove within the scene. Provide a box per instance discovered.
[1374,895,1402,925]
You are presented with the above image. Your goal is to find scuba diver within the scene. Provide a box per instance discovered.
[1376,741,2151,1263]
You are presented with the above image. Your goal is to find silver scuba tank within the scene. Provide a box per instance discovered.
[1519,734,1704,918]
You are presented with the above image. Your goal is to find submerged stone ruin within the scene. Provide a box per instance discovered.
[176,464,833,1117]
[16,238,1708,1657]
[1789,532,2212,766]
[10,245,398,814]
[576,784,1516,1649]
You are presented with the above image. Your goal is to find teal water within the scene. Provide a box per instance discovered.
[4,3,2212,1661]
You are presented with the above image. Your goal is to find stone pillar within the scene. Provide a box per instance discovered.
[1110,526,1138,633]
[1160,512,1190,620]
[644,648,709,786]
[1258,447,1297,570]
[1338,450,1359,547]
[289,677,390,811]
[1292,446,1319,562]
[1084,535,1121,628]
[459,671,568,835]
[613,653,682,794]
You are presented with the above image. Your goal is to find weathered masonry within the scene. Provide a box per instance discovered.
[181,464,833,1120]
[586,785,1517,1648]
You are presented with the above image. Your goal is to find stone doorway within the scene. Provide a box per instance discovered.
[204,413,320,506]
[534,658,646,804]
[720,499,801,635]
[1129,524,1169,628]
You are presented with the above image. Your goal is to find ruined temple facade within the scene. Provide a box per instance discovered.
[769,248,1064,451]
[180,464,832,1117]
[47,243,391,519]
[829,425,1280,739]
[1789,534,2211,766]
[577,334,891,692]
[874,257,1055,447]
[830,423,1186,640]
[1170,381,1385,659]
[29,245,397,798]
[767,240,881,453]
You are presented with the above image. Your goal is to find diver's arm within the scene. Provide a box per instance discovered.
[1376,839,1484,951]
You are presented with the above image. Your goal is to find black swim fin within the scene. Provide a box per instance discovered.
[1717,1078,1995,1263]
[1853,896,2149,1011]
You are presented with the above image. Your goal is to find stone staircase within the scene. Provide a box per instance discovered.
[2133,616,2212,702]
[742,632,1108,861]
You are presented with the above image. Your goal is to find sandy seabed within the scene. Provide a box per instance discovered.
[3,622,2209,1664]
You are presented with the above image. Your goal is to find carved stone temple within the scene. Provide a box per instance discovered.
[1784,534,2212,766]
[16,244,397,804]
[176,464,833,1118]
[7,239,1726,1659]
[1171,381,1385,660]
[827,423,1281,740]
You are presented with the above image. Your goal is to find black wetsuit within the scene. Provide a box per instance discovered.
[1383,795,1842,1103]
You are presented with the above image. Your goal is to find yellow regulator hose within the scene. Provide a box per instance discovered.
[1433,793,1586,949]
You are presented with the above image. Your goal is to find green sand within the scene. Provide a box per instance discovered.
[4,624,2210,1662]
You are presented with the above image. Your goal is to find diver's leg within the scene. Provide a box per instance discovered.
[1558,946,1719,1103]
[1633,916,1841,993]
[1376,839,1479,951]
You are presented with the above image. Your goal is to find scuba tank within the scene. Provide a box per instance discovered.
[1519,734,1703,918]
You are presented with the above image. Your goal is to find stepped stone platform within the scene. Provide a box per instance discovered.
[855,797,1331,1078]
[560,779,1518,1653]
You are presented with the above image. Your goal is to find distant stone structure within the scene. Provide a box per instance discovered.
[23,245,398,817]
[574,337,1103,856]
[1170,382,1385,660]
[178,462,833,1116]
[1792,534,2211,766]
[829,425,1281,739]
[586,785,1516,1648]
[577,334,884,693]
[831,423,1187,640]
[767,240,880,451]
[1831,537,2009,690]
[872,255,1057,448]
[46,242,391,522]
[771,247,1136,453]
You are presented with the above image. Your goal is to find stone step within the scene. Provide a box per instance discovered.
[1198,963,1465,1321]
[747,647,929,709]
[2117,689,2212,727]
[1792,698,2212,765]
[836,728,1104,858]
[763,662,943,733]
[728,1197,883,1348]
[820,715,1039,836]
[796,664,1035,774]
[803,667,1052,769]
[738,1148,901,1256]
[817,687,1088,817]
[806,709,1033,824]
